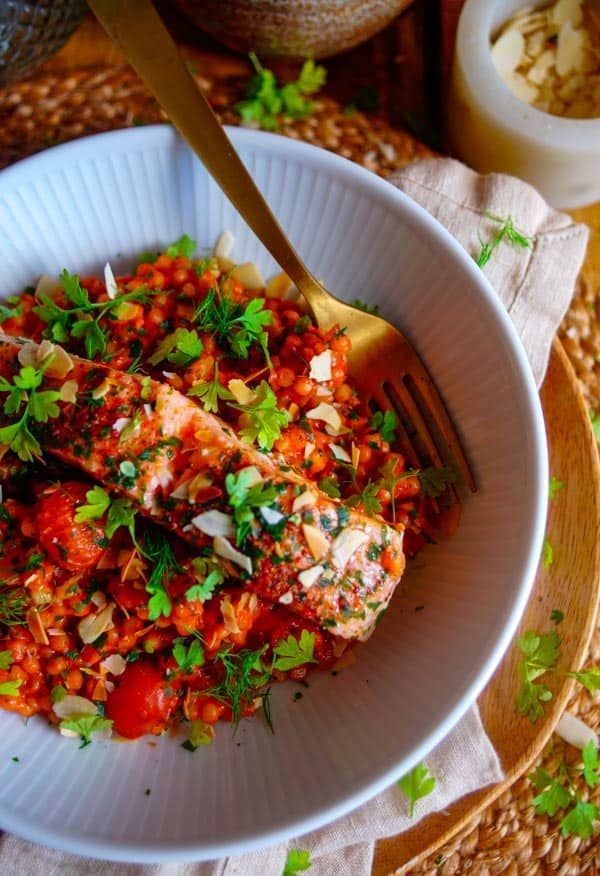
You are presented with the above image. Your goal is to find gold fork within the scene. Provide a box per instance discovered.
[88,0,476,493]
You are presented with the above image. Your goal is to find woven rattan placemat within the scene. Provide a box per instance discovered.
[0,64,598,875]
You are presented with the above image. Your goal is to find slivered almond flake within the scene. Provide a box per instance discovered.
[18,340,73,379]
[306,402,343,435]
[214,535,253,574]
[279,591,293,605]
[292,490,317,513]
[59,379,78,404]
[351,442,361,471]
[186,472,214,502]
[97,548,118,570]
[331,529,370,570]
[265,272,292,298]
[34,273,62,300]
[78,603,115,645]
[298,564,324,589]
[100,654,127,676]
[92,380,111,400]
[214,230,234,259]
[192,509,235,538]
[304,442,315,461]
[120,550,147,582]
[231,262,265,290]
[228,378,256,406]
[170,479,191,500]
[260,505,284,525]
[309,349,332,382]
[112,417,130,435]
[52,695,97,720]
[26,608,49,645]
[90,590,107,609]
[330,444,351,463]
[555,712,598,749]
[492,27,525,78]
[104,262,118,300]
[236,465,263,487]
[302,523,329,561]
[220,594,241,634]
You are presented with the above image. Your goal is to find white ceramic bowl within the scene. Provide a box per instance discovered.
[0,126,547,862]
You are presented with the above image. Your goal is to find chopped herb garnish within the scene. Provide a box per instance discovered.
[225,467,278,545]
[142,528,181,620]
[148,328,203,367]
[186,557,226,603]
[346,480,382,515]
[566,666,600,694]
[352,299,380,315]
[530,741,600,839]
[172,637,205,673]
[0,359,61,462]
[166,234,196,259]
[282,848,312,875]
[0,678,22,697]
[369,409,397,443]
[549,476,564,500]
[318,476,341,499]
[0,650,13,670]
[208,644,271,731]
[59,714,113,748]
[193,288,272,362]
[543,538,554,569]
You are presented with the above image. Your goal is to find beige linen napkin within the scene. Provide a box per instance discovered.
[0,158,589,876]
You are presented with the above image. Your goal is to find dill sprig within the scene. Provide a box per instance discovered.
[475,213,533,268]
[0,585,27,628]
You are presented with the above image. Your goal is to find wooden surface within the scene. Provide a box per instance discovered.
[373,340,600,873]
[11,6,600,873]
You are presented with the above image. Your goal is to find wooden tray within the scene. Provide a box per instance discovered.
[373,339,600,874]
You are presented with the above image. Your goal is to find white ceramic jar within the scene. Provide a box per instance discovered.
[448,0,600,208]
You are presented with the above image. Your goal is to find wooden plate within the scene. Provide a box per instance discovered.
[373,339,600,874]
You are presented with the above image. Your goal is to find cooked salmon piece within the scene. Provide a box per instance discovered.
[0,336,405,640]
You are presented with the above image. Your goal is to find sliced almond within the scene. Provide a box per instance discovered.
[306,402,343,436]
[192,509,235,538]
[302,523,329,561]
[34,273,62,300]
[309,350,332,383]
[507,72,539,104]
[214,230,235,259]
[298,564,324,589]
[100,654,127,676]
[90,590,107,609]
[491,26,525,79]
[330,444,351,463]
[228,378,256,406]
[52,694,97,719]
[92,379,111,400]
[112,417,131,435]
[214,535,253,575]
[292,490,317,513]
[78,603,115,645]
[59,379,78,404]
[265,271,292,299]
[304,442,315,461]
[231,262,265,290]
[104,262,118,300]
[556,19,585,76]
[220,594,241,634]
[331,529,370,570]
[278,591,293,605]
[26,608,49,645]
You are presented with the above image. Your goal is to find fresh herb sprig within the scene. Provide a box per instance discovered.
[59,714,113,749]
[516,628,560,723]
[272,630,317,672]
[185,557,226,603]
[33,269,153,360]
[148,328,204,368]
[193,288,272,363]
[225,467,279,545]
[142,528,182,620]
[0,359,61,462]
[282,849,312,875]
[207,644,272,730]
[230,381,290,451]
[237,54,326,131]
[475,214,533,268]
[0,585,27,629]
[187,364,233,413]
[74,486,137,544]
[530,741,600,839]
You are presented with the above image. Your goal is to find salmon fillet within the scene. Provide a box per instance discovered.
[0,336,405,640]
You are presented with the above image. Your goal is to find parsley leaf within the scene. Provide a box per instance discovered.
[531,768,571,816]
[549,476,564,500]
[282,849,312,875]
[166,234,196,259]
[172,637,205,673]
[516,629,560,722]
[148,328,203,367]
[0,679,22,697]
[186,558,225,603]
[398,762,436,818]
[319,476,341,499]
[59,714,113,748]
[230,381,290,451]
[74,485,111,524]
[346,480,382,515]
[369,409,397,443]
[0,360,61,462]
[560,799,600,840]
[237,54,326,131]
[567,667,600,694]
[475,214,533,268]
[272,630,317,672]
[225,467,279,545]
[0,650,13,670]
[582,740,599,788]
[187,364,233,413]
[142,528,181,620]
[550,609,564,624]
[0,300,22,323]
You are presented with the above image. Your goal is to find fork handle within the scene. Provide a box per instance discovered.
[88,0,329,310]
